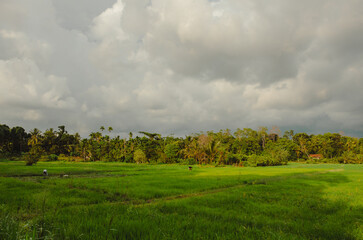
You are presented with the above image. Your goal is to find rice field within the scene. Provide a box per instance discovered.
[0,161,362,239]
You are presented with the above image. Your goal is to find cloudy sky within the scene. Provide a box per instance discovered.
[1,0,363,137]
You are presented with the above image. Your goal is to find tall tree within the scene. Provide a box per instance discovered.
[0,124,11,153]
[258,126,268,150]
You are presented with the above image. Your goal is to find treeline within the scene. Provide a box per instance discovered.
[1,124,363,166]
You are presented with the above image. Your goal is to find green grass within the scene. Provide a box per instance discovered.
[0,161,362,239]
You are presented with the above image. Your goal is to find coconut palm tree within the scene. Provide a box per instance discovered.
[28,128,41,146]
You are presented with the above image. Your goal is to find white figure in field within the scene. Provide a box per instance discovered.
[43,169,48,176]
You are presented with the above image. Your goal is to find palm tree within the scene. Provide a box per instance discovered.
[206,138,220,163]
[139,131,161,140]
[28,128,41,146]
[90,132,102,142]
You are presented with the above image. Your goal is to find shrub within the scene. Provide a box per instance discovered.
[70,152,80,157]
[134,149,147,163]
[101,154,113,162]
[264,146,289,165]
[179,158,196,165]
[24,145,43,166]
[247,153,287,167]
[47,154,58,161]
[24,154,38,166]
[157,152,168,164]
[226,153,239,165]
[306,159,317,164]
[247,154,267,167]
[226,153,248,165]
[125,154,133,163]
[340,151,363,164]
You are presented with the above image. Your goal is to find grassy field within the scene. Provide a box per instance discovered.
[0,161,362,239]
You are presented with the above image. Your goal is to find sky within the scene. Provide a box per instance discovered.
[1,0,363,138]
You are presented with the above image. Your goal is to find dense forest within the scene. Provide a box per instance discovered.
[1,124,362,166]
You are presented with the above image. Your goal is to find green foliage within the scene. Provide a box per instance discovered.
[264,145,289,165]
[0,206,19,240]
[226,153,247,165]
[0,124,28,155]
[157,152,168,164]
[47,154,58,161]
[247,154,267,167]
[271,138,298,161]
[134,149,147,163]
[179,158,196,165]
[125,154,133,163]
[24,145,43,166]
[164,143,180,163]
[1,123,363,166]
[338,151,363,164]
[0,205,55,240]
[247,152,287,167]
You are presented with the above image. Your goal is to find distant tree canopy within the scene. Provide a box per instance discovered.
[0,124,29,154]
[1,123,362,165]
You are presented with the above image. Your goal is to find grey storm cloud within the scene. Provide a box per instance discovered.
[0,0,363,137]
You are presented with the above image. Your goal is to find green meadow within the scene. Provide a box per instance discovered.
[0,161,362,239]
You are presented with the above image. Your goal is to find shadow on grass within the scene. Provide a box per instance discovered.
[124,172,361,240]
[148,171,362,240]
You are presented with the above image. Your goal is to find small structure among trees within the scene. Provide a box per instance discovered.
[309,154,323,160]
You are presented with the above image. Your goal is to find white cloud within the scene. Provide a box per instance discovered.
[91,0,126,41]
[0,58,75,110]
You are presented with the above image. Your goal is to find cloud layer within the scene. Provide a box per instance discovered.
[1,0,363,137]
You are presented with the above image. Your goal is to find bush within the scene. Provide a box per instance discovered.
[264,146,289,165]
[157,152,168,164]
[125,154,133,163]
[134,149,147,163]
[101,154,114,162]
[246,154,267,167]
[226,153,248,165]
[47,154,58,161]
[24,154,39,166]
[70,152,80,157]
[24,145,43,166]
[226,153,238,165]
[179,158,196,165]
[306,159,318,164]
[305,153,363,164]
[247,153,287,167]
[340,151,363,164]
